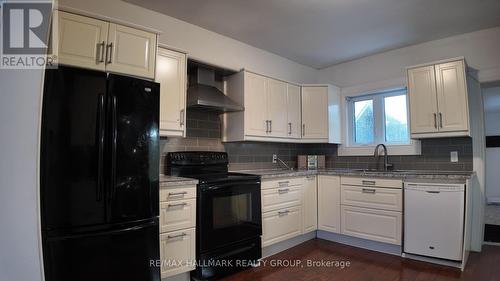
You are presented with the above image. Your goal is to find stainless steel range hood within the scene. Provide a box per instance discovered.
[187,63,243,112]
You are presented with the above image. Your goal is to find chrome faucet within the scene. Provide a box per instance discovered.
[275,156,294,171]
[374,144,393,171]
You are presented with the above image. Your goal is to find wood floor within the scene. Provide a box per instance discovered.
[220,239,500,281]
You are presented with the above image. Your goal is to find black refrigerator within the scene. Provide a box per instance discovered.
[40,66,160,281]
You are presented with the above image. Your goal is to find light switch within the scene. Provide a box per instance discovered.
[450,151,458,162]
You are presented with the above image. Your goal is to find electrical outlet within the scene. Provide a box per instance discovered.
[450,151,458,163]
[272,154,277,163]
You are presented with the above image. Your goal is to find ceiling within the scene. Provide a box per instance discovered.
[125,0,500,69]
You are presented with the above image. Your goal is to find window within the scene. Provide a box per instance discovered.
[348,88,410,146]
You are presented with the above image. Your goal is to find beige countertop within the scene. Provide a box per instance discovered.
[159,174,198,187]
[234,168,475,182]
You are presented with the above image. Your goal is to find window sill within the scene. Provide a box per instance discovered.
[337,141,422,156]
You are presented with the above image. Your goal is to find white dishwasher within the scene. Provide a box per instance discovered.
[404,182,465,261]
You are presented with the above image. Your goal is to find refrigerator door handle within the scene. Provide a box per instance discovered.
[96,94,105,201]
[110,95,117,200]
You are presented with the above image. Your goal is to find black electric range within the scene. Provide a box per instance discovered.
[166,151,262,280]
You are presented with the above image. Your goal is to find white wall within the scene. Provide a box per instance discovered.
[318,26,500,88]
[0,60,45,281]
[58,0,318,84]
[483,86,500,202]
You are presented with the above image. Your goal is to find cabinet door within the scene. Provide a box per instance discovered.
[262,206,302,247]
[267,79,288,137]
[407,65,439,134]
[435,60,469,132]
[287,84,302,138]
[341,206,402,245]
[244,72,269,137]
[317,176,340,233]
[54,11,108,71]
[159,199,196,233]
[156,48,187,137]
[302,176,317,233]
[106,23,157,79]
[301,86,328,139]
[160,228,195,278]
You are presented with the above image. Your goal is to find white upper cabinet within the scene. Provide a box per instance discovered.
[434,60,469,133]
[287,84,302,139]
[267,79,288,138]
[244,72,269,137]
[156,48,187,137]
[54,11,108,71]
[407,58,470,138]
[224,71,341,143]
[301,86,328,140]
[225,71,302,142]
[408,65,439,134]
[106,23,157,79]
[53,10,157,79]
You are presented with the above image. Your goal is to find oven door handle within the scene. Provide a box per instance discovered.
[202,181,260,191]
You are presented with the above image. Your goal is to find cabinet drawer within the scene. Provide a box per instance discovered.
[341,206,402,245]
[262,206,302,247]
[341,176,402,189]
[160,199,196,233]
[159,185,196,202]
[262,185,301,212]
[341,185,402,211]
[261,177,302,190]
[160,228,195,278]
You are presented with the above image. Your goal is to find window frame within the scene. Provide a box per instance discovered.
[339,87,421,156]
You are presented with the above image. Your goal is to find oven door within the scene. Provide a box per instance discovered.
[198,180,261,253]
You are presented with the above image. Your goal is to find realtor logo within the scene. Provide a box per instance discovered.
[1,1,56,69]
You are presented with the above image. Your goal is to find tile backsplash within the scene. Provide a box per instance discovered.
[160,109,473,173]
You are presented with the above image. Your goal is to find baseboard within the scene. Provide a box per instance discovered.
[401,252,462,269]
[316,230,402,256]
[262,231,316,258]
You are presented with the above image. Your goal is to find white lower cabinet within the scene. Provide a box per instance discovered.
[261,185,301,213]
[159,199,196,233]
[341,205,402,245]
[262,206,302,247]
[160,228,196,278]
[317,175,341,233]
[302,176,318,233]
[159,184,196,278]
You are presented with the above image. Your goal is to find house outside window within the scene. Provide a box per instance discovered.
[339,87,421,156]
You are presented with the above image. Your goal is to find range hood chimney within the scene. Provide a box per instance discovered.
[187,63,243,112]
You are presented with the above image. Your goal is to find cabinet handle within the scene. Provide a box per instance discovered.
[269,120,272,133]
[167,202,188,208]
[302,124,305,136]
[426,191,441,194]
[439,112,443,128]
[98,41,105,63]
[362,180,376,186]
[167,233,187,239]
[168,191,187,197]
[179,109,185,126]
[106,43,113,64]
[265,120,269,133]
[433,113,438,129]
[278,188,290,194]
[278,181,289,187]
[278,210,290,216]
[362,188,376,194]
[288,122,292,135]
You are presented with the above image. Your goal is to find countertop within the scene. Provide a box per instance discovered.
[159,174,198,187]
[234,168,476,182]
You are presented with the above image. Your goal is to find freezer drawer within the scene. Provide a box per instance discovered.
[43,220,160,281]
[404,183,465,261]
